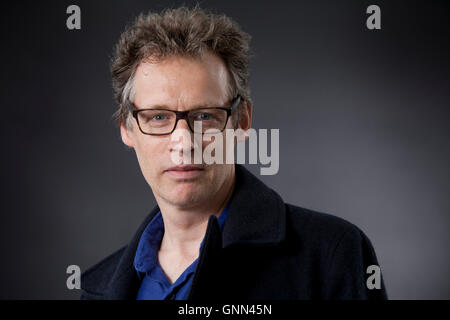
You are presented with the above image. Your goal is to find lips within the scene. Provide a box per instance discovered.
[164,165,205,179]
[165,165,205,171]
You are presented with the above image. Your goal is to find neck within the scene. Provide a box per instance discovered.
[156,167,235,255]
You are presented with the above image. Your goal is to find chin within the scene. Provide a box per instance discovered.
[166,184,209,207]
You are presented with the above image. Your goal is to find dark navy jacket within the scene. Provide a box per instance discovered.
[81,165,388,300]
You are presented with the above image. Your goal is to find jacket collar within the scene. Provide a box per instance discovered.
[222,164,286,247]
[103,206,159,299]
[100,164,286,299]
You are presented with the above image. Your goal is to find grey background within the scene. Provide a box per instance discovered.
[1,0,449,299]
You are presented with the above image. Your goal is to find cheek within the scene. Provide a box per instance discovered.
[134,137,166,174]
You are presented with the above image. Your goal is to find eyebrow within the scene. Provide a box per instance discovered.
[138,101,222,110]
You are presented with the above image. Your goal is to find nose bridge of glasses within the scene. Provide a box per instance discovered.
[175,110,191,121]
[173,110,194,132]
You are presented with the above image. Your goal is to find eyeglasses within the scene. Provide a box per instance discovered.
[130,96,241,136]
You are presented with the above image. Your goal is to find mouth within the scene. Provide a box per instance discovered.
[164,165,205,179]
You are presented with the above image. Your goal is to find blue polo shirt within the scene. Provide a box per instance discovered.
[134,203,230,300]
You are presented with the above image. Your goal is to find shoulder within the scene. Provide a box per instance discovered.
[284,203,376,258]
[285,203,363,239]
[284,204,387,299]
[80,246,127,299]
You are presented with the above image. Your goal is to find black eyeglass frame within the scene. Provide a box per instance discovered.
[129,96,242,136]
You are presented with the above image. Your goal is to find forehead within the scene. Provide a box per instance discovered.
[133,52,230,109]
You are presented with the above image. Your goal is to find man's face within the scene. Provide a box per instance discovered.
[121,52,239,208]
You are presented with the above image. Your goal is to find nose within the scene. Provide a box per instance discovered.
[174,118,191,132]
[168,119,198,164]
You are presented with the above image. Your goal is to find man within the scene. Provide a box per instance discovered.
[81,7,387,300]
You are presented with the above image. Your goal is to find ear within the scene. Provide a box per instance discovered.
[120,121,135,148]
[236,101,253,142]
[238,101,253,131]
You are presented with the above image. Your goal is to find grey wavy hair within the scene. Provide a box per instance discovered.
[111,6,252,129]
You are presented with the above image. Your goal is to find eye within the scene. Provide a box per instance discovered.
[199,113,212,120]
[191,111,215,121]
[152,114,167,121]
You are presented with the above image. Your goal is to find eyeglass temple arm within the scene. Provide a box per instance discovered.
[231,96,241,112]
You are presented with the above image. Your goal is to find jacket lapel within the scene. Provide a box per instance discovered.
[186,214,223,300]
[222,165,286,248]
[103,207,160,299]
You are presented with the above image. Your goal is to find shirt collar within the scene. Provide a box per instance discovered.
[134,202,231,274]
